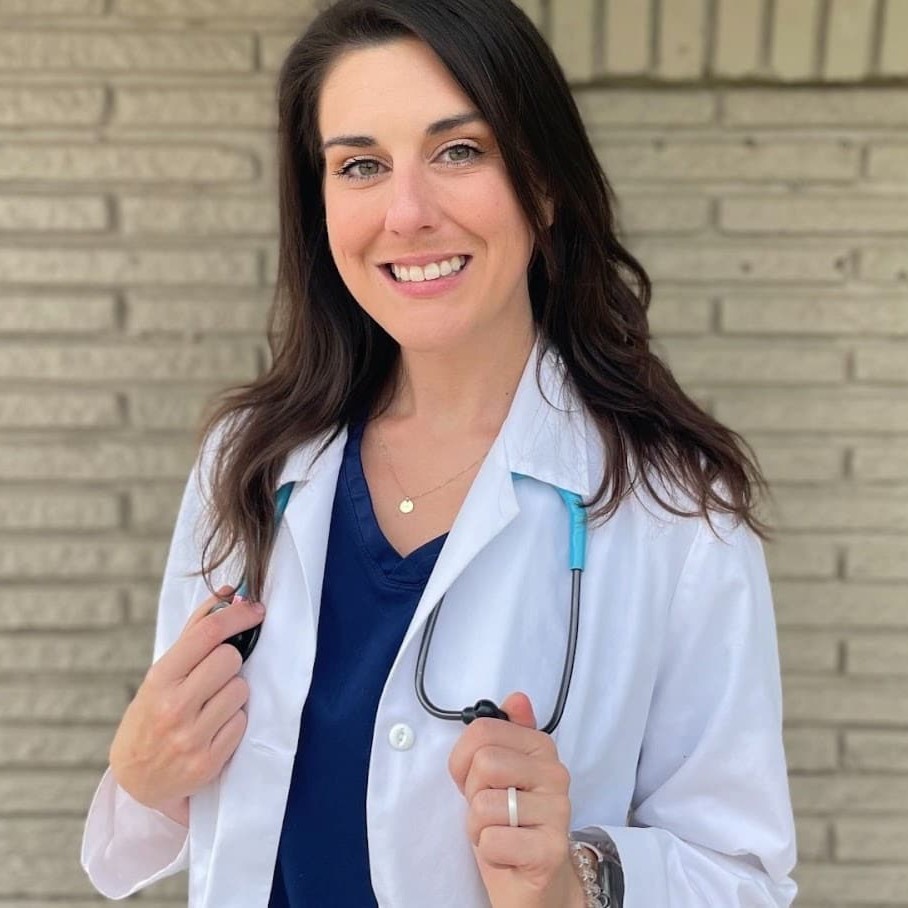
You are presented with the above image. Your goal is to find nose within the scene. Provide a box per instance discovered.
[382,164,442,236]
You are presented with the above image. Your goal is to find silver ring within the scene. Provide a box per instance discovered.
[507,786,519,827]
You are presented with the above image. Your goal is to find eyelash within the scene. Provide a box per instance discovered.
[332,143,484,182]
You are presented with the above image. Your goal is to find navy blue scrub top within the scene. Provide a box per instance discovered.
[269,418,447,906]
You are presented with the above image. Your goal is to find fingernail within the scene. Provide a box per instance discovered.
[232,594,248,605]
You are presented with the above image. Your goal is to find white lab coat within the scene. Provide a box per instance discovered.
[81,343,798,906]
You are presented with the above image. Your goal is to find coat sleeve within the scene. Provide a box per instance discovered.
[81,448,212,899]
[591,515,798,907]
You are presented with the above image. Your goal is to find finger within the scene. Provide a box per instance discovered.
[463,745,570,803]
[184,586,238,631]
[475,825,569,874]
[207,708,248,776]
[196,674,250,742]
[449,718,558,793]
[181,643,245,711]
[467,788,572,847]
[154,597,263,683]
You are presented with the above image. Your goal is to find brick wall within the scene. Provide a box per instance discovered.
[0,1,906,905]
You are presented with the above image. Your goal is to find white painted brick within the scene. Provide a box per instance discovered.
[0,294,116,333]
[0,539,168,580]
[855,343,908,381]
[714,389,908,433]
[795,864,908,904]
[0,682,127,720]
[0,85,105,127]
[648,296,713,335]
[656,0,706,79]
[774,582,908,628]
[0,391,120,429]
[880,0,908,76]
[749,441,843,484]
[836,817,908,862]
[0,490,121,531]
[575,90,715,128]
[847,537,908,581]
[114,0,315,15]
[823,0,875,80]
[721,295,908,336]
[127,585,161,624]
[785,677,908,725]
[0,143,256,183]
[861,246,908,283]
[604,0,651,74]
[769,0,821,80]
[121,195,277,236]
[720,196,908,234]
[0,248,259,286]
[0,194,108,232]
[713,0,763,77]
[260,33,296,73]
[784,726,839,771]
[778,630,840,673]
[0,587,122,630]
[0,725,113,766]
[0,31,254,73]
[128,387,218,430]
[723,88,908,126]
[631,241,850,284]
[601,139,858,183]
[867,145,908,181]
[130,483,185,532]
[0,440,194,481]
[550,0,596,81]
[617,195,710,235]
[853,443,908,481]
[770,490,908,532]
[126,293,269,336]
[0,0,104,11]
[0,770,101,813]
[846,635,908,676]
[792,773,908,812]
[0,628,152,673]
[113,87,274,128]
[845,730,908,771]
[0,341,259,382]
[796,817,830,861]
[659,339,845,385]
[764,535,838,579]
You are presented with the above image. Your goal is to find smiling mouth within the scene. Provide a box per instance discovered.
[383,256,472,283]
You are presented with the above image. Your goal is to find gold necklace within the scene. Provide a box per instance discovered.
[375,424,488,515]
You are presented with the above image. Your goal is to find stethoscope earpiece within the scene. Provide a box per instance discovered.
[207,598,262,663]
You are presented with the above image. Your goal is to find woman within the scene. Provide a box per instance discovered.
[81,1,798,905]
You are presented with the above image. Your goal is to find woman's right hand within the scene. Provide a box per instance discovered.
[108,585,265,826]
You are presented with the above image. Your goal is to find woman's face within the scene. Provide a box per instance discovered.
[318,37,546,355]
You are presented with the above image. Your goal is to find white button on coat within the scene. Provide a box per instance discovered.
[388,723,415,750]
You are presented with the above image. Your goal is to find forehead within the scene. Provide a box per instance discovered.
[318,37,475,138]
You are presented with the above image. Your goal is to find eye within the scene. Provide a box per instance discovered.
[333,142,484,182]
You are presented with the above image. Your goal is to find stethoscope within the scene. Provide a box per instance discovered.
[213,473,588,735]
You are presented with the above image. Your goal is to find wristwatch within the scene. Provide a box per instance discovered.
[570,826,625,908]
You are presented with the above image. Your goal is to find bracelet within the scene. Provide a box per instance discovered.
[569,841,610,908]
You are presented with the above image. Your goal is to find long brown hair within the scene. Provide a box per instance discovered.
[194,0,768,602]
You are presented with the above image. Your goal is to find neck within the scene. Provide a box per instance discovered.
[387,319,537,438]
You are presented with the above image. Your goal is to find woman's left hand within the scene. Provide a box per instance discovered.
[448,692,585,908]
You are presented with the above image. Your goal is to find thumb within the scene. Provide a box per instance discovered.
[501,691,536,729]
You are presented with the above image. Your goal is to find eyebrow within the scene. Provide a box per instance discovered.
[320,111,486,154]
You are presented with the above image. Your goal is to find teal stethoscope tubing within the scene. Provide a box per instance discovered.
[221,474,588,736]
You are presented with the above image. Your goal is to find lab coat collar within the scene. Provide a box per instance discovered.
[275,338,595,500]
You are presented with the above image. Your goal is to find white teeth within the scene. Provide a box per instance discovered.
[391,255,466,282]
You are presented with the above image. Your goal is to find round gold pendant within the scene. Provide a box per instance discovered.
[398,497,414,514]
